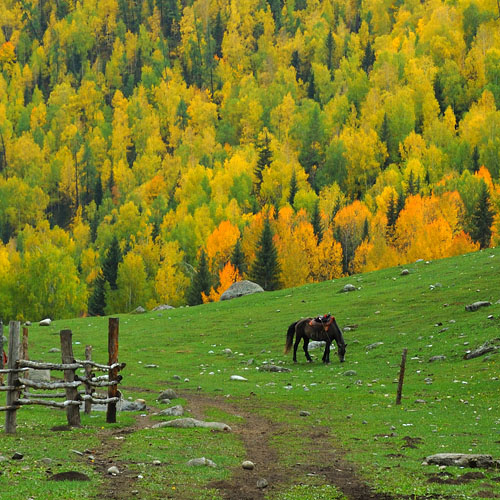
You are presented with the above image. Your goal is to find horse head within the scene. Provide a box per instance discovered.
[338,342,347,362]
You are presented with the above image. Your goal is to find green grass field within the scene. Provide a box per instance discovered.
[1,248,499,499]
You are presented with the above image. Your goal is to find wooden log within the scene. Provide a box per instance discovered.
[23,392,77,399]
[16,398,81,408]
[395,348,408,405]
[0,406,20,412]
[0,385,26,392]
[60,330,81,427]
[0,320,3,385]
[21,326,29,362]
[84,345,93,415]
[75,360,126,371]
[18,360,81,370]
[5,321,21,433]
[81,395,120,404]
[18,378,82,390]
[77,377,121,388]
[0,367,30,374]
[106,318,119,423]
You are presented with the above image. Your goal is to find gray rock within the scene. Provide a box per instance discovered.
[158,398,171,405]
[152,418,231,431]
[343,370,357,376]
[299,411,310,417]
[28,367,51,382]
[423,453,497,468]
[220,280,264,301]
[119,399,146,411]
[0,456,7,462]
[464,339,499,360]
[400,269,410,276]
[366,342,384,350]
[258,364,291,373]
[158,389,178,400]
[152,304,174,311]
[230,375,248,381]
[465,301,492,312]
[39,318,52,326]
[107,466,120,475]
[158,405,184,417]
[48,348,60,353]
[242,460,255,470]
[187,457,216,468]
[131,306,147,314]
[341,284,357,293]
[12,452,23,460]
[256,478,268,489]
[429,355,446,362]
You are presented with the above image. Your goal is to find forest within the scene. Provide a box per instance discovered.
[0,0,499,320]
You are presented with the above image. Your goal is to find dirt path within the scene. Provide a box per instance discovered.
[90,389,400,499]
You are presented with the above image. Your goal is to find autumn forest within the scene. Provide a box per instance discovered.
[0,0,499,320]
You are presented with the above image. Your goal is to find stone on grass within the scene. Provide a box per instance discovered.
[242,460,255,470]
[423,454,498,468]
[429,355,446,362]
[465,301,491,312]
[158,389,178,400]
[131,306,146,314]
[107,466,120,475]
[230,375,248,381]
[39,318,52,326]
[258,364,291,373]
[187,457,217,468]
[366,342,384,350]
[152,304,174,311]
[158,405,184,417]
[256,478,268,489]
[152,417,231,432]
[341,284,357,293]
[220,280,264,301]
[343,370,357,376]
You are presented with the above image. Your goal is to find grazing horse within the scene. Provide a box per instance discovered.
[284,315,347,363]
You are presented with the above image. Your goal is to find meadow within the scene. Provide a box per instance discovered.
[1,248,499,500]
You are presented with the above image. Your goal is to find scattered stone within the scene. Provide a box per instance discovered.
[48,348,60,353]
[152,460,161,466]
[299,411,310,417]
[158,389,178,400]
[152,418,231,431]
[366,342,384,351]
[423,454,499,468]
[145,364,159,368]
[158,405,184,417]
[415,399,426,404]
[28,367,51,382]
[223,348,233,355]
[242,460,255,470]
[11,452,23,460]
[464,340,499,360]
[258,364,291,373]
[219,280,264,301]
[107,466,120,475]
[400,269,410,276]
[429,283,442,290]
[429,355,446,362]
[131,306,146,314]
[39,318,52,326]
[343,370,357,376]
[465,301,492,312]
[152,304,174,311]
[49,471,90,481]
[341,284,357,293]
[172,375,181,380]
[158,398,171,405]
[187,457,216,468]
[230,375,248,381]
[41,458,52,465]
[256,478,268,489]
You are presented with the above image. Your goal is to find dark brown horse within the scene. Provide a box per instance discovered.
[284,315,347,363]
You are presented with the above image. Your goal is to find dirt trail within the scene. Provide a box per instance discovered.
[90,389,400,499]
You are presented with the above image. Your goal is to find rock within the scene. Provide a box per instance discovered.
[465,301,492,312]
[145,364,159,368]
[258,364,291,373]
[41,458,53,465]
[118,399,146,411]
[256,478,268,489]
[220,280,264,301]
[152,304,174,311]
[28,367,51,382]
[159,405,184,417]
[341,284,357,293]
[158,389,178,400]
[400,269,410,276]
[242,460,255,470]
[49,471,90,481]
[343,370,357,376]
[464,340,499,360]
[423,453,497,468]
[299,411,310,417]
[12,452,23,460]
[366,342,384,350]
[131,306,147,314]
[152,418,231,432]
[48,348,60,353]
[230,375,248,381]
[308,341,328,350]
[107,466,120,475]
[223,348,233,355]
[0,456,7,463]
[429,355,446,362]
[158,398,171,405]
[39,318,52,326]
[187,457,217,468]
[152,460,161,466]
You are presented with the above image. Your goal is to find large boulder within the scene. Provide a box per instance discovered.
[220,280,264,301]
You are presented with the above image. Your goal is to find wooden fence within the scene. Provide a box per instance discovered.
[0,318,125,434]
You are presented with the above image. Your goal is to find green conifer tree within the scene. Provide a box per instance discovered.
[102,236,122,290]
[250,218,281,291]
[230,239,247,277]
[88,271,106,316]
[470,181,494,249]
[289,169,298,207]
[311,200,323,242]
[187,250,212,305]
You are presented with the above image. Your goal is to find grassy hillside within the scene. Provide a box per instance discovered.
[1,248,500,499]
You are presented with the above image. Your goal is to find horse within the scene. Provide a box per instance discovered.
[284,315,347,364]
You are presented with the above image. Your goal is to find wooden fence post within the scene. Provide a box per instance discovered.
[0,320,4,385]
[395,348,408,405]
[60,330,81,427]
[21,327,29,362]
[5,321,21,434]
[106,318,119,423]
[84,345,93,415]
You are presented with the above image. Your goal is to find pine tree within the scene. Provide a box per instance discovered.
[471,145,480,172]
[102,236,122,290]
[396,191,406,218]
[289,169,298,207]
[311,200,323,242]
[250,218,281,291]
[362,41,375,73]
[470,181,494,249]
[187,250,212,305]
[386,192,397,238]
[230,239,247,277]
[88,271,106,316]
[379,113,390,168]
[325,29,335,72]
[254,132,272,193]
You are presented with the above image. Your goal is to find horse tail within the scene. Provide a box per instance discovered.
[284,322,297,354]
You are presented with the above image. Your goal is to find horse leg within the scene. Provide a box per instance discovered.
[323,341,331,364]
[293,335,301,363]
[303,338,313,362]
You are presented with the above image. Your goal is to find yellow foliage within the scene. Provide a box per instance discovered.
[206,220,241,273]
[202,262,241,303]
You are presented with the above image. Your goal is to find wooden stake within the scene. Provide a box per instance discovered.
[5,321,21,434]
[0,320,4,385]
[60,330,81,427]
[395,348,408,405]
[106,318,119,423]
[84,345,93,415]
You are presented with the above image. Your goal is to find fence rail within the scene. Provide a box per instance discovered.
[1,318,124,434]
